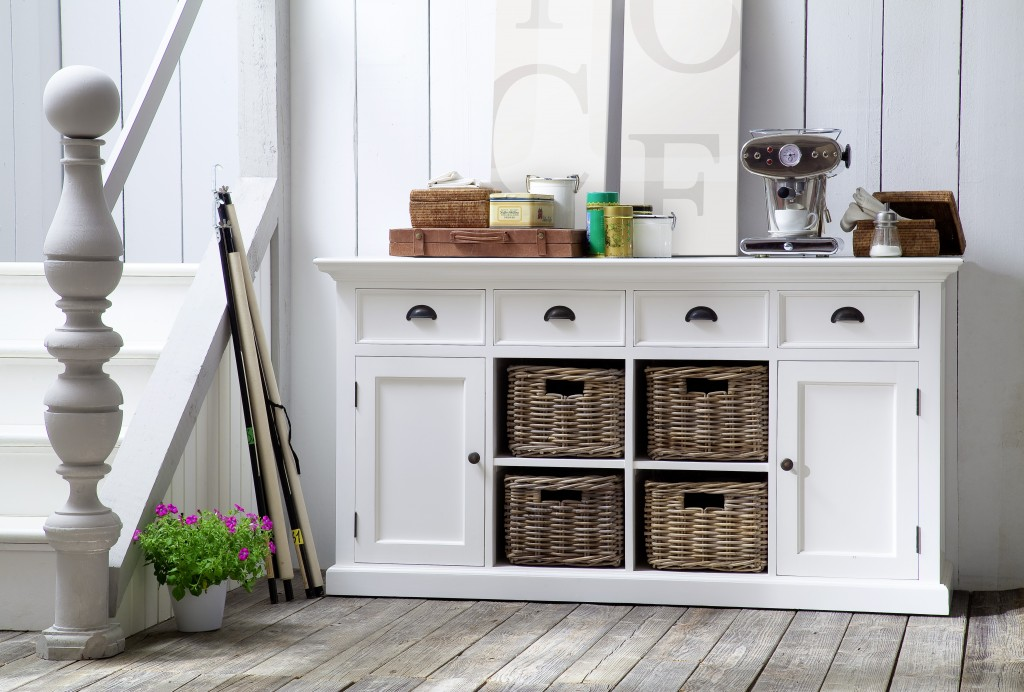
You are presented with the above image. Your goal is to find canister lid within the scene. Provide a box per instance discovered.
[633,212,677,229]
[526,174,581,192]
[604,204,634,217]
[586,191,619,203]
[631,204,654,215]
[489,192,554,201]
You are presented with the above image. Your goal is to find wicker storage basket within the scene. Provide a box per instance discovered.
[645,365,768,461]
[644,479,767,572]
[409,188,495,228]
[505,473,624,567]
[507,365,625,458]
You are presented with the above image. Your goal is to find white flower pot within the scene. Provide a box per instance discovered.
[169,582,227,632]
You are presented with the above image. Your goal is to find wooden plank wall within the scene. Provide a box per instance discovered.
[0,0,238,263]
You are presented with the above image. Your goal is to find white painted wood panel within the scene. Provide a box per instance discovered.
[356,289,486,345]
[805,1,883,256]
[880,0,960,192]
[429,0,496,184]
[60,0,125,239]
[355,0,429,257]
[777,361,919,580]
[957,3,1024,591]
[0,2,15,260]
[11,0,61,262]
[737,0,806,241]
[633,291,768,347]
[119,0,183,262]
[180,0,240,262]
[354,356,485,566]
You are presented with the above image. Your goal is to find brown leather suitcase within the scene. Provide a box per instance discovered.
[389,228,587,258]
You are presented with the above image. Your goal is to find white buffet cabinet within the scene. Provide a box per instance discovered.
[315,257,961,615]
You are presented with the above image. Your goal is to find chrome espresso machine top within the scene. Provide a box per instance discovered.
[739,128,852,256]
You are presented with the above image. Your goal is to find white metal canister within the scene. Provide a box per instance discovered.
[632,213,676,257]
[526,175,580,229]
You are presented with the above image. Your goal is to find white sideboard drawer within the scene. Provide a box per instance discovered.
[356,289,485,344]
[779,291,919,348]
[494,290,625,345]
[634,291,769,347]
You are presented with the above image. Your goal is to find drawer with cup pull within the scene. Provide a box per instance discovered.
[494,290,625,345]
[634,291,769,347]
[356,289,485,344]
[778,291,919,348]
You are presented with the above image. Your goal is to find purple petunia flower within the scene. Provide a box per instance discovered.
[185,515,198,525]
[132,529,141,541]
[269,540,276,555]
[167,504,178,515]
[238,548,249,561]
[155,503,168,517]
[261,516,273,531]
[234,503,245,513]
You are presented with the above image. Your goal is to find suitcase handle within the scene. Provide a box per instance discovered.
[450,230,510,244]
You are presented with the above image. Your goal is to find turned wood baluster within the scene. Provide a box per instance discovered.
[36,65,126,660]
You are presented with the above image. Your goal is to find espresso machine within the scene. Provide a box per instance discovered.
[739,128,851,256]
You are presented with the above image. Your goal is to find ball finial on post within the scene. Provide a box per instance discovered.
[42,65,120,139]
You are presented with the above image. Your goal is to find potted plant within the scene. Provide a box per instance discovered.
[133,502,275,631]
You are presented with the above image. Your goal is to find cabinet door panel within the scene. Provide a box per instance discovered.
[777,361,918,579]
[355,357,485,566]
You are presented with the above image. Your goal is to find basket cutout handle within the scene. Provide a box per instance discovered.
[683,492,725,510]
[540,488,584,503]
[546,379,585,397]
[685,378,729,395]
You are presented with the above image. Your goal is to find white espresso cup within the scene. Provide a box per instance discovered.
[773,209,819,233]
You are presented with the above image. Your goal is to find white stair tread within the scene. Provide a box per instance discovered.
[0,516,48,544]
[0,342,165,359]
[0,424,49,445]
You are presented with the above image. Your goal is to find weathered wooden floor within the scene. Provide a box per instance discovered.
[3,584,1023,691]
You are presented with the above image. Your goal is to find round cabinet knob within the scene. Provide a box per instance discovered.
[780,458,794,471]
[467,452,481,465]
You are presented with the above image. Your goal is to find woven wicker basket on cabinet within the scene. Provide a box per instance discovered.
[644,479,768,572]
[645,364,768,461]
[504,473,624,567]
[507,365,624,458]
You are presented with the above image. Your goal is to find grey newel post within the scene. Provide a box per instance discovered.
[36,65,126,660]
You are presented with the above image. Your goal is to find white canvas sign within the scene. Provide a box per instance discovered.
[620,0,742,255]
[492,0,612,228]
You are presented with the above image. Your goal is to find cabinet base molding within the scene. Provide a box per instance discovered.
[326,564,953,616]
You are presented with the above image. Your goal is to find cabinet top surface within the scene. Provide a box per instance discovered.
[315,256,962,285]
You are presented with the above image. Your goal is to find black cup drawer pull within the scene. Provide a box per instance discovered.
[406,305,438,321]
[830,306,865,323]
[685,305,718,323]
[544,305,576,322]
